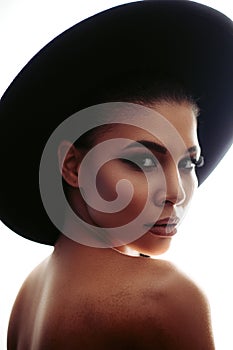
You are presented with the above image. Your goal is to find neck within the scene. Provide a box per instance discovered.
[54,234,150,266]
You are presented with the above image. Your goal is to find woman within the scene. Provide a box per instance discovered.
[1,1,233,349]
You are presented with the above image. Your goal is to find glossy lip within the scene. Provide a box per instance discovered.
[155,217,180,226]
[144,217,179,238]
[147,226,177,238]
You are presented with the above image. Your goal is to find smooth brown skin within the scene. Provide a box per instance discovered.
[7,239,215,349]
[8,103,215,349]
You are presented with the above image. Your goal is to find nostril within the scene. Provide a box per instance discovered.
[164,199,175,205]
[163,198,180,207]
[163,187,186,206]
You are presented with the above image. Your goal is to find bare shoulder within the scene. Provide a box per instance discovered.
[7,255,215,350]
[133,259,215,349]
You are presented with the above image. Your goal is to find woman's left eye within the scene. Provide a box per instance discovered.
[179,156,204,171]
[179,158,195,171]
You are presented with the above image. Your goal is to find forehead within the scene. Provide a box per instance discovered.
[91,102,199,156]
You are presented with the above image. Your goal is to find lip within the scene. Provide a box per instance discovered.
[145,217,179,238]
[155,217,180,226]
[147,225,177,238]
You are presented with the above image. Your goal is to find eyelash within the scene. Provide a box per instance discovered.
[179,155,205,171]
[120,154,204,172]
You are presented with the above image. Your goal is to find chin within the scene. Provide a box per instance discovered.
[130,235,172,257]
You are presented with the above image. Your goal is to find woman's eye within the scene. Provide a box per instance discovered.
[179,158,195,171]
[179,156,204,171]
[120,153,158,171]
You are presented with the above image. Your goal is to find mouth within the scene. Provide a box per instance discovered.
[144,217,179,238]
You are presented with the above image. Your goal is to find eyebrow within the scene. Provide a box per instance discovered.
[124,140,199,156]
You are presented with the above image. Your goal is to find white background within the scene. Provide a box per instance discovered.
[0,1,232,349]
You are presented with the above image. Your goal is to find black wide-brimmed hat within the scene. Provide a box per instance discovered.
[0,0,233,245]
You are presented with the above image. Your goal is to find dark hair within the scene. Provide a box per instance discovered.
[74,77,200,149]
[99,77,199,113]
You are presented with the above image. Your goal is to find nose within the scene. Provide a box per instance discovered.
[154,165,186,207]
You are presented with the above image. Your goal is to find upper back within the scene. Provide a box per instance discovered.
[7,253,215,349]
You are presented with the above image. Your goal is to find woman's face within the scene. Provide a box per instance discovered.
[65,101,200,256]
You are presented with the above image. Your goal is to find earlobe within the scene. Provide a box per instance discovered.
[58,140,81,188]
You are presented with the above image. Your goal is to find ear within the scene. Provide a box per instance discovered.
[58,140,83,188]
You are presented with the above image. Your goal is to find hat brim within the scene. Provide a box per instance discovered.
[0,0,233,245]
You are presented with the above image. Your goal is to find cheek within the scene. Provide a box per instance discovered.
[88,163,149,226]
[96,161,149,202]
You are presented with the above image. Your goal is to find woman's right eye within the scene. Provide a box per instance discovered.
[119,153,158,171]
